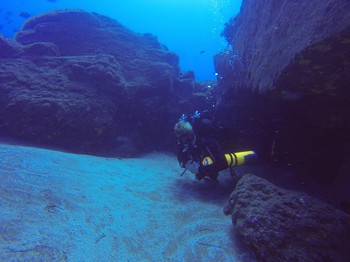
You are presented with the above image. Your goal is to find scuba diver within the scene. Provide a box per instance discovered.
[174,110,257,181]
[174,110,229,180]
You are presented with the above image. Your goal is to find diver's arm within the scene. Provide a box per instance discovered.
[177,147,188,168]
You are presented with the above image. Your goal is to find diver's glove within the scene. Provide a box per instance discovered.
[185,161,199,175]
[195,172,206,181]
[195,166,207,181]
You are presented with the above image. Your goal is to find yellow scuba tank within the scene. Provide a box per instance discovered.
[202,151,257,168]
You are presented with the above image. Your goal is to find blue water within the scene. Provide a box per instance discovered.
[0,0,241,80]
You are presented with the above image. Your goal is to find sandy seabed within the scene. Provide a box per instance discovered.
[0,143,255,261]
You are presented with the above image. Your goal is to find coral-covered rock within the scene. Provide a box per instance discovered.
[15,10,180,84]
[0,54,125,152]
[213,0,350,196]
[225,174,350,261]
[217,0,350,93]
[0,10,197,155]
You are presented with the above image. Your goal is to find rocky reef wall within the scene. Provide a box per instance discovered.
[217,0,350,93]
[0,10,208,156]
[214,0,350,212]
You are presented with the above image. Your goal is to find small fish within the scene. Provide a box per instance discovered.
[19,11,31,18]
[199,50,205,54]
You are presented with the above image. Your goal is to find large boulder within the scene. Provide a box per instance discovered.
[0,54,126,152]
[14,10,180,96]
[225,174,350,261]
[0,10,199,155]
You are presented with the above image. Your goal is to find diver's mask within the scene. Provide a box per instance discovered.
[178,131,195,145]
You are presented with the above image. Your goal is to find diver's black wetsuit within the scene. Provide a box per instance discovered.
[176,113,228,180]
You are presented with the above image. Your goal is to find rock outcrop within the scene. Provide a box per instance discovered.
[0,10,205,155]
[213,0,350,201]
[225,174,350,261]
[218,0,350,93]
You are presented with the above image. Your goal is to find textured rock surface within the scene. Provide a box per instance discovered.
[217,0,350,93]
[0,54,125,152]
[225,174,350,261]
[0,35,23,58]
[15,10,180,86]
[212,0,350,202]
[0,10,206,155]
